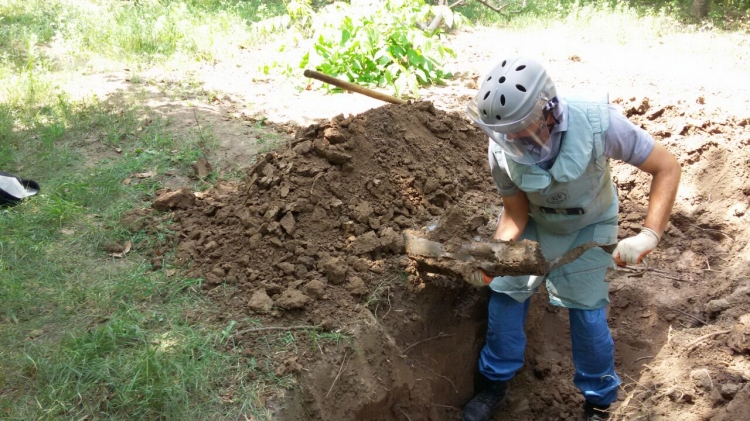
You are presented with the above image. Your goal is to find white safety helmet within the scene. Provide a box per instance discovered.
[466,57,557,164]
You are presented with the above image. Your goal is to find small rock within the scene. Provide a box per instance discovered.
[248,290,273,314]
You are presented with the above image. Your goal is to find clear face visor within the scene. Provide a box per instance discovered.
[466,93,553,165]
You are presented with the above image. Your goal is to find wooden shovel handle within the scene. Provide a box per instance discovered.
[303,69,407,105]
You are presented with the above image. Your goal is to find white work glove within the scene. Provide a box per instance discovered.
[612,227,660,266]
[465,269,493,287]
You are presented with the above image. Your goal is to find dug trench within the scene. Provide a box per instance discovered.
[138,99,750,420]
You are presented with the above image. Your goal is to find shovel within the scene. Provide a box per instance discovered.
[403,230,616,284]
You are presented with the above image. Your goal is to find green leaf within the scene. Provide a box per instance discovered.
[341,29,351,45]
[394,74,407,97]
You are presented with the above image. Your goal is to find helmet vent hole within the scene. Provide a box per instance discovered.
[516,85,527,92]
[486,76,492,81]
[482,110,487,116]
[496,115,502,121]
[516,65,526,71]
[500,95,506,106]
[501,60,506,67]
[483,91,491,100]
[499,76,506,83]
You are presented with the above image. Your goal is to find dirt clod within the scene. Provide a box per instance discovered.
[346,276,367,296]
[248,290,274,314]
[275,289,310,310]
[152,188,196,211]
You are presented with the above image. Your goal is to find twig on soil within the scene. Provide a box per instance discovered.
[700,369,714,390]
[398,408,412,421]
[671,308,707,325]
[632,356,654,365]
[235,324,320,336]
[403,332,455,354]
[614,373,674,421]
[615,266,693,282]
[657,273,693,283]
[690,224,735,241]
[682,329,731,355]
[430,403,462,410]
[415,360,458,394]
[193,108,202,134]
[326,353,349,398]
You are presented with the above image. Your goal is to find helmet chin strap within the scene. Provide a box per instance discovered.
[543,97,561,129]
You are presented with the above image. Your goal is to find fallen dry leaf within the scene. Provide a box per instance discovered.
[123,178,132,185]
[110,240,133,258]
[133,171,156,179]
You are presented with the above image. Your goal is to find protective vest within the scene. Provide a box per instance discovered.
[487,96,619,309]
[492,96,617,235]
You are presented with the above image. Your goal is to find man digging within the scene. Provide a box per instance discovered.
[461,57,681,421]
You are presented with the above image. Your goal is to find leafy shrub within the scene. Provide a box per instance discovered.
[258,0,462,98]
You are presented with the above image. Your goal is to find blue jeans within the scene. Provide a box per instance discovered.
[478,292,620,406]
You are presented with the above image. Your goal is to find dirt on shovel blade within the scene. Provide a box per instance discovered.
[403,229,548,279]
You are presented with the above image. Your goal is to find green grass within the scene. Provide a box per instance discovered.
[0,88,281,419]
[0,0,287,71]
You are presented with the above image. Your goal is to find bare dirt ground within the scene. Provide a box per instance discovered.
[80,25,750,420]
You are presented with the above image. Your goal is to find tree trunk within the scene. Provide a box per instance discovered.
[690,0,711,18]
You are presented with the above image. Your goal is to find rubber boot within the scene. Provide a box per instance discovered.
[584,401,610,420]
[460,377,508,421]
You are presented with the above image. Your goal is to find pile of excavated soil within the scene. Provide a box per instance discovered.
[157,98,750,420]
[171,101,504,419]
